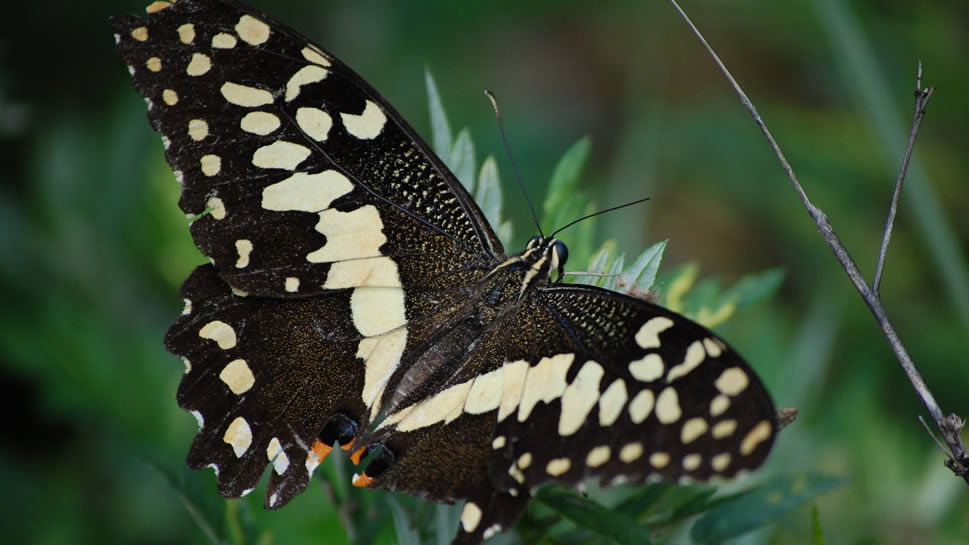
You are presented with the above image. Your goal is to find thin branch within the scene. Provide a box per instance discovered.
[873,63,936,293]
[667,0,968,483]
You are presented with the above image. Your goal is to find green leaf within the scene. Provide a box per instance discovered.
[424,67,452,158]
[389,497,421,545]
[620,239,667,293]
[148,460,228,545]
[812,506,827,545]
[598,252,624,290]
[691,473,846,544]
[543,136,591,232]
[449,128,476,192]
[475,156,503,235]
[723,267,785,308]
[535,488,655,545]
[613,482,673,517]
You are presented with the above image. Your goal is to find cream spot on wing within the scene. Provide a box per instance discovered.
[223,416,252,457]
[296,107,333,141]
[716,367,749,396]
[628,389,655,424]
[266,437,290,475]
[635,316,675,349]
[131,26,148,41]
[598,378,627,426]
[483,525,501,540]
[586,445,610,467]
[186,53,211,76]
[199,320,236,349]
[301,46,331,66]
[546,458,571,476]
[395,378,471,432]
[666,340,706,382]
[190,410,203,429]
[655,387,682,424]
[221,81,273,107]
[649,451,670,468]
[628,353,664,382]
[146,56,162,72]
[324,257,401,289]
[146,1,171,14]
[461,502,482,533]
[341,100,386,140]
[285,277,300,292]
[235,14,271,45]
[206,197,226,220]
[558,360,604,436]
[703,337,723,357]
[308,205,386,262]
[252,141,310,170]
[620,442,644,463]
[498,359,528,421]
[517,452,532,469]
[492,436,506,450]
[286,65,328,101]
[212,32,237,48]
[235,239,253,268]
[240,111,280,135]
[712,453,731,472]
[517,353,574,422]
[219,359,255,395]
[188,118,209,141]
[683,453,702,471]
[200,154,221,176]
[351,287,406,337]
[261,170,353,213]
[464,366,504,414]
[681,417,708,444]
[508,464,525,484]
[711,419,737,439]
[740,420,772,455]
[710,394,730,417]
[357,327,407,407]
[162,89,178,105]
[177,23,195,44]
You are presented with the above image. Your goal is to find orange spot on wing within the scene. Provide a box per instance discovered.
[352,472,375,488]
[340,438,356,451]
[350,446,366,465]
[309,439,332,461]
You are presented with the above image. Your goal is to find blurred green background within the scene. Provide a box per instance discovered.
[1,0,967,543]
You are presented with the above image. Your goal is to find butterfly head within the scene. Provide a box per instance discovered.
[523,235,569,282]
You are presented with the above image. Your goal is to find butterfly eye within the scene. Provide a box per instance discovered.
[553,240,569,269]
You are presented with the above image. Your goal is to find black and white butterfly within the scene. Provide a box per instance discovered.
[112,1,777,543]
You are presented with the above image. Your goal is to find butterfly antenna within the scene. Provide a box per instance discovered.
[485,90,544,237]
[550,197,651,238]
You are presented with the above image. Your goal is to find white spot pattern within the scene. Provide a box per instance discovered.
[341,100,386,139]
[223,416,252,457]
[558,360,604,436]
[219,359,255,394]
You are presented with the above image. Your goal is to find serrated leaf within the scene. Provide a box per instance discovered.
[620,239,667,293]
[543,137,591,232]
[573,245,610,285]
[691,473,846,545]
[475,155,503,232]
[535,488,655,545]
[425,67,452,158]
[449,128,476,192]
[723,267,785,308]
[660,262,698,312]
[598,253,624,290]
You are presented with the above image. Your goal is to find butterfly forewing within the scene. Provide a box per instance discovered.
[113,2,778,544]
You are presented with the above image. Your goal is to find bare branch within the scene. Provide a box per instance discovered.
[667,0,968,482]
[872,63,936,293]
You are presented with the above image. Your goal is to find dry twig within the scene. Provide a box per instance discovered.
[667,0,968,483]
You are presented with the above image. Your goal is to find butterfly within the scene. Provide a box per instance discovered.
[111,1,777,543]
